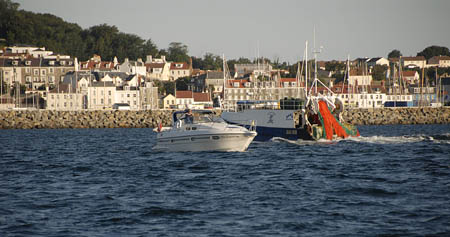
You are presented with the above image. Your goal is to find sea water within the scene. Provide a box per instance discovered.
[1,124,449,236]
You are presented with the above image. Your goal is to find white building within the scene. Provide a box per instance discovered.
[115,86,140,110]
[118,58,146,76]
[145,55,172,81]
[46,84,83,110]
[87,81,116,110]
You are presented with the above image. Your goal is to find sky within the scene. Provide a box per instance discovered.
[14,0,450,63]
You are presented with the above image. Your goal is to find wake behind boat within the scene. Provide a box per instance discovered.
[154,110,257,152]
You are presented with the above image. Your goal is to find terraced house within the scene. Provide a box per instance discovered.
[0,56,76,90]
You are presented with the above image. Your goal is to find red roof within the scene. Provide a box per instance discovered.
[280,78,297,82]
[80,60,115,70]
[145,63,165,69]
[402,71,417,77]
[402,56,425,61]
[176,90,193,98]
[226,79,250,88]
[193,92,211,102]
[170,62,190,70]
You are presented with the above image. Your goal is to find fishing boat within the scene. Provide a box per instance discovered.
[153,110,257,152]
[221,41,359,141]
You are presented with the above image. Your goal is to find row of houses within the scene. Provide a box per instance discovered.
[320,55,450,71]
[1,46,450,110]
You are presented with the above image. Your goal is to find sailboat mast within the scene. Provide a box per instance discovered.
[305,41,308,97]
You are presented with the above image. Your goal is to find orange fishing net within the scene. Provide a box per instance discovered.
[318,100,349,140]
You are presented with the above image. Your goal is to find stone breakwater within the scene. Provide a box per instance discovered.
[343,107,450,125]
[0,107,449,129]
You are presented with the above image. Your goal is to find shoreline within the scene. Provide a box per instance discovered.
[0,107,449,129]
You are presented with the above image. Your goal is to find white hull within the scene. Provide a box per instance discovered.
[154,132,256,152]
[154,110,257,152]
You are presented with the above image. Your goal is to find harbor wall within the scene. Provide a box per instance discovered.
[0,107,449,129]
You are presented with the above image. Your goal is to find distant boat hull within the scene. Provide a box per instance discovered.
[221,109,311,141]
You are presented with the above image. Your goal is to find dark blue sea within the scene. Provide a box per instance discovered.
[1,124,450,236]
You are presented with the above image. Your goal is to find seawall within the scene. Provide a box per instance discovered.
[0,107,449,129]
[343,107,450,125]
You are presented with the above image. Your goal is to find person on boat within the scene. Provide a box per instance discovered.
[183,109,194,124]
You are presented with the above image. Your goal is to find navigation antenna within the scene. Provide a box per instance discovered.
[312,26,323,95]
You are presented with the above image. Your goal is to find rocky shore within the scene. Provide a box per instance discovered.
[0,107,449,129]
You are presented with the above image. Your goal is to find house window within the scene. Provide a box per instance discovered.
[34,69,39,75]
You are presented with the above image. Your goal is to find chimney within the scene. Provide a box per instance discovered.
[146,55,152,63]
[161,56,166,62]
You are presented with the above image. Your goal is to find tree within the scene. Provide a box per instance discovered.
[371,65,388,81]
[167,42,190,63]
[175,76,193,91]
[141,39,158,60]
[388,49,402,59]
[325,61,345,72]
[201,53,222,70]
[417,46,450,60]
[162,81,175,95]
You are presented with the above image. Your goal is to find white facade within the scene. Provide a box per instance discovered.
[47,92,83,110]
[118,58,146,76]
[337,93,386,108]
[348,75,373,88]
[87,83,116,110]
[115,88,140,110]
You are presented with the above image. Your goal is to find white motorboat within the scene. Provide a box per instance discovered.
[154,110,257,152]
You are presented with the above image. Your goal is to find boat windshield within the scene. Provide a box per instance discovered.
[173,110,223,124]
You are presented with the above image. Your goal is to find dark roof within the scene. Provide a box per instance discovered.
[90,81,116,87]
[0,57,74,67]
[367,57,382,63]
[93,71,129,81]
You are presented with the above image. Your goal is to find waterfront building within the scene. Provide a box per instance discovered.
[46,84,83,111]
[87,81,116,110]
[367,57,389,68]
[139,82,159,110]
[145,55,172,81]
[409,85,438,106]
[175,90,194,109]
[169,62,191,81]
[427,56,450,68]
[79,55,118,72]
[223,76,306,108]
[402,71,420,85]
[160,94,176,109]
[234,63,272,78]
[348,69,373,92]
[401,56,427,69]
[114,86,140,110]
[0,56,76,90]
[193,71,224,98]
[118,58,146,76]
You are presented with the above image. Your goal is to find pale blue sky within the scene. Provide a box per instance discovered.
[15,0,450,62]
